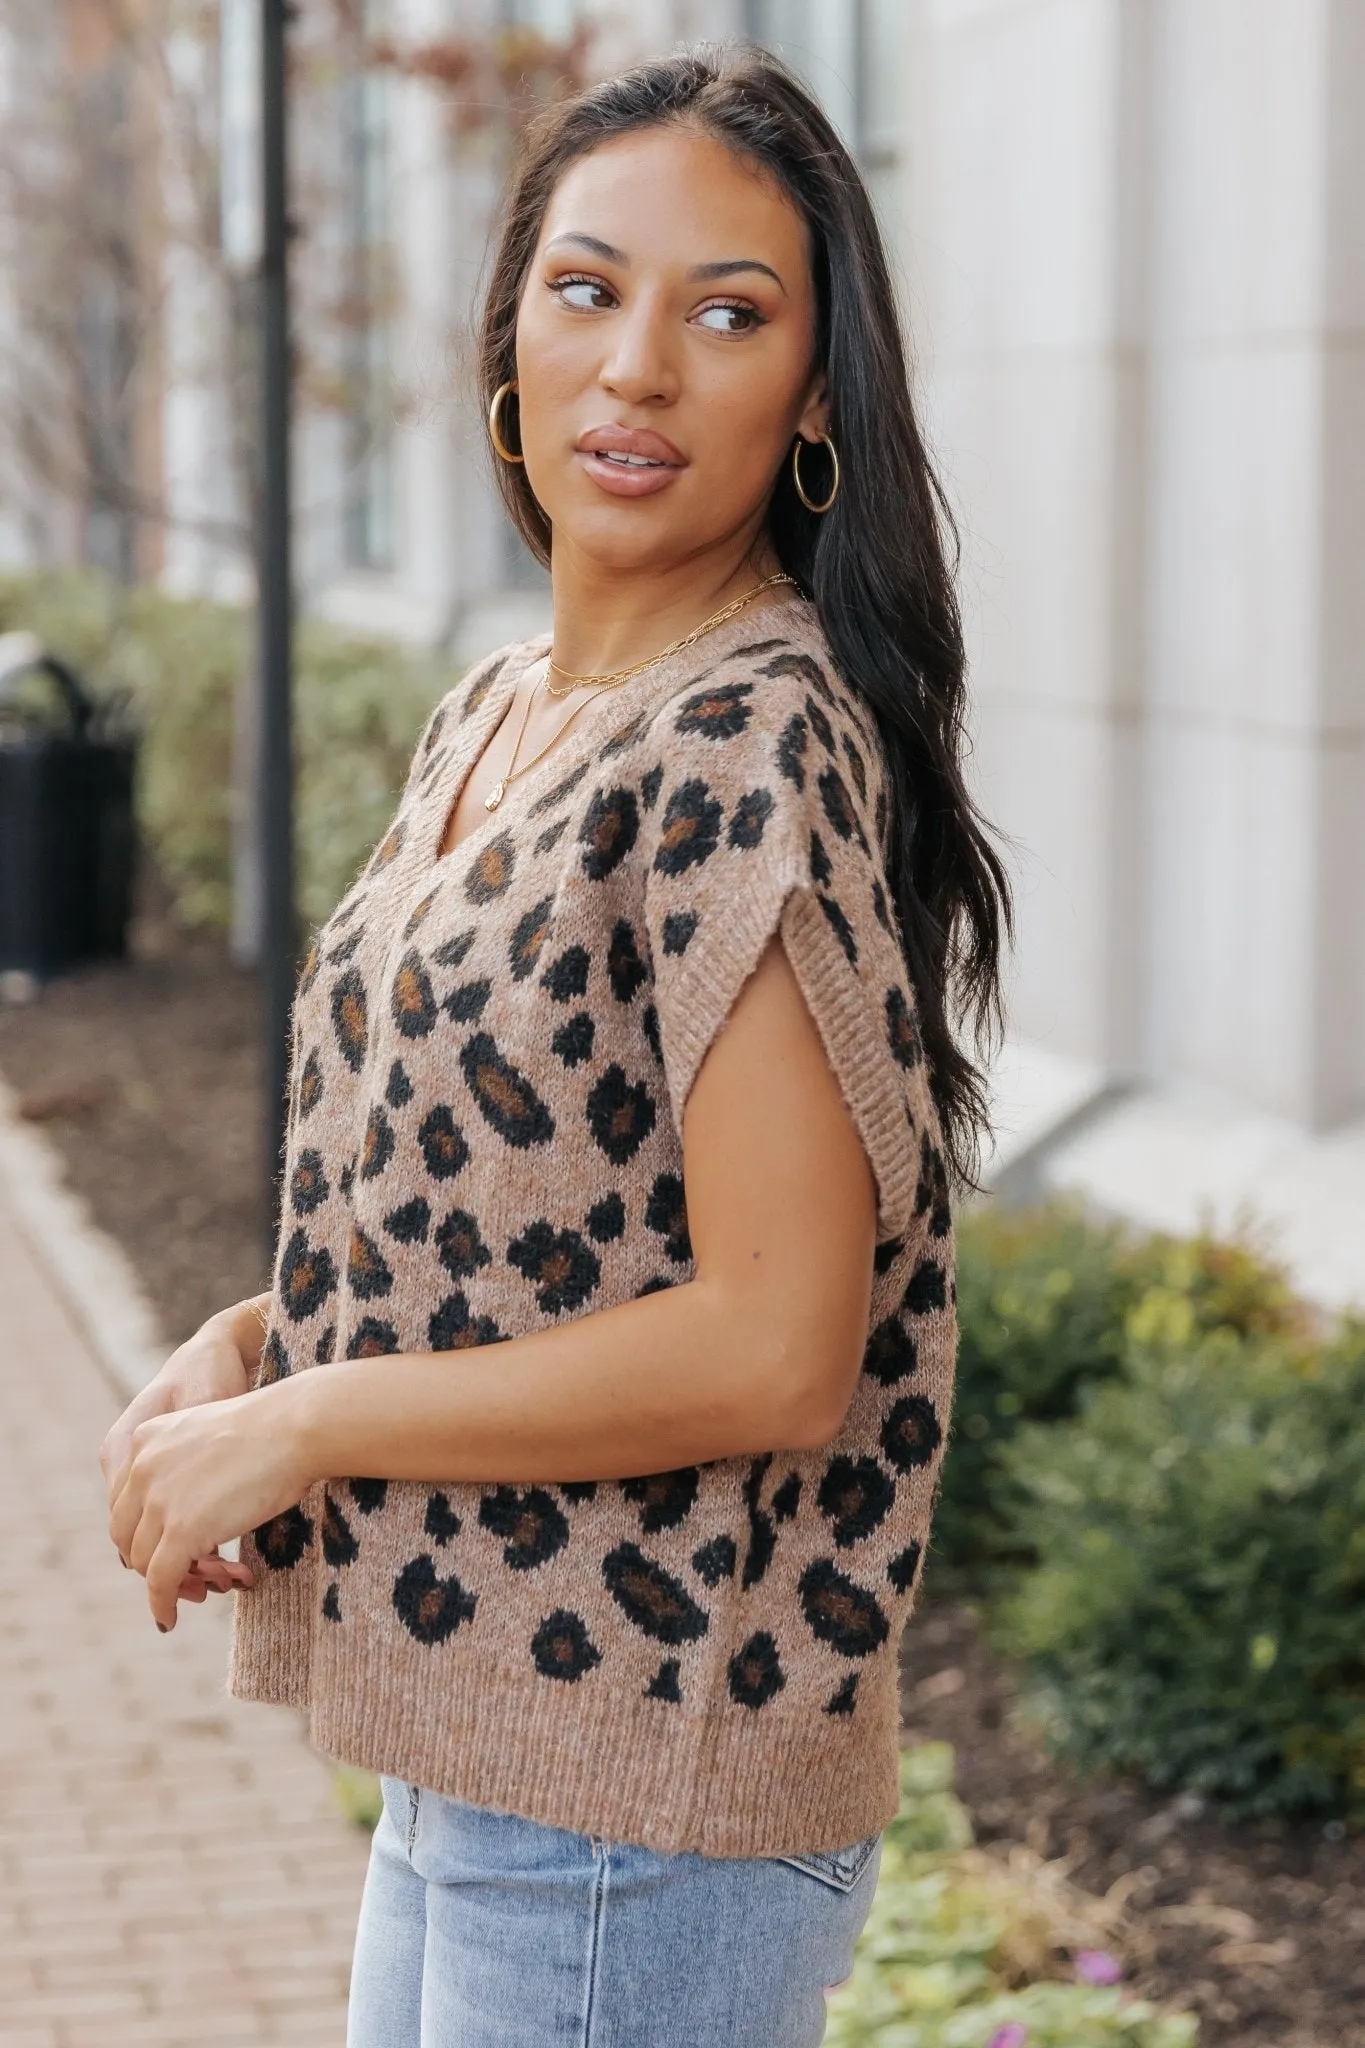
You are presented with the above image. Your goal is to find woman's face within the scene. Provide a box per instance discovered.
[513,123,827,574]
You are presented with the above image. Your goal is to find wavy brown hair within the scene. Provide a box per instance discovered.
[477,44,1011,1188]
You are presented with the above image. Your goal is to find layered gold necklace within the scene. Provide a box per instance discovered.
[483,571,796,812]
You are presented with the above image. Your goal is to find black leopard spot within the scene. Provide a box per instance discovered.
[542,945,590,1002]
[777,714,807,790]
[872,879,893,932]
[728,787,775,850]
[586,1192,626,1243]
[479,1486,571,1571]
[772,1471,802,1523]
[817,1456,895,1548]
[579,786,640,880]
[561,1481,598,1504]
[403,889,437,939]
[435,1208,492,1280]
[509,896,555,981]
[882,1395,943,1472]
[290,1150,329,1215]
[298,940,321,996]
[298,1050,324,1117]
[661,910,697,956]
[825,1673,858,1716]
[552,1013,596,1067]
[347,1227,393,1301]
[326,928,364,966]
[393,1555,476,1645]
[636,1275,675,1297]
[798,1559,890,1657]
[418,1105,470,1181]
[346,1317,399,1357]
[805,696,835,753]
[338,1158,356,1200]
[874,1236,906,1275]
[391,950,437,1039]
[528,757,589,816]
[443,978,492,1025]
[810,831,832,884]
[886,987,923,1069]
[646,1658,683,1703]
[535,816,570,857]
[507,1221,600,1314]
[258,1332,290,1385]
[586,1066,657,1165]
[531,1609,601,1682]
[360,1106,395,1181]
[864,1316,918,1385]
[460,663,498,721]
[461,1033,555,1147]
[760,647,836,702]
[640,762,663,809]
[279,1230,338,1323]
[424,1491,461,1547]
[691,1534,737,1586]
[653,779,722,874]
[888,1539,923,1594]
[843,731,868,798]
[608,920,648,1003]
[433,930,476,970]
[385,1059,412,1109]
[330,970,369,1072]
[322,1582,342,1623]
[644,1173,691,1263]
[621,1467,700,1533]
[902,1258,947,1316]
[321,1491,359,1569]
[465,830,516,904]
[818,764,863,847]
[385,1196,431,1244]
[428,1290,502,1350]
[423,703,448,753]
[818,893,858,966]
[599,709,651,761]
[641,1004,662,1063]
[603,1544,710,1644]
[728,1630,785,1709]
[314,1324,335,1364]
[914,1132,952,1238]
[875,785,888,841]
[742,1453,776,1591]
[675,679,753,740]
[255,1504,312,1572]
[349,1478,388,1513]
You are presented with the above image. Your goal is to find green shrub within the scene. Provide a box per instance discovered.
[940,1205,1308,1581]
[997,1314,1365,1820]
[0,571,455,933]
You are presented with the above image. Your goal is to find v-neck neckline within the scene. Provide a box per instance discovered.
[403,592,816,897]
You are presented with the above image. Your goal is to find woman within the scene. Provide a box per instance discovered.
[102,45,1008,2048]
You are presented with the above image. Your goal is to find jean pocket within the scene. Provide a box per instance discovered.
[774,1832,881,1894]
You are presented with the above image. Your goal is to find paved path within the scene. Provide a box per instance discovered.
[0,1200,369,2048]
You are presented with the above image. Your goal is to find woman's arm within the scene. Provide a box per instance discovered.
[109,935,879,1626]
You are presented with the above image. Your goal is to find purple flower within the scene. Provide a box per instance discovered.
[988,2028,1028,2048]
[1075,1950,1123,1986]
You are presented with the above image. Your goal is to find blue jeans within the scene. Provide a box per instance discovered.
[346,1775,881,2047]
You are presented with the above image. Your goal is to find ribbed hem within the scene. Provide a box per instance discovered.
[288,1633,902,1860]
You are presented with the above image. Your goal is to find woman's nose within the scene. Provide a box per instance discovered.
[598,297,679,408]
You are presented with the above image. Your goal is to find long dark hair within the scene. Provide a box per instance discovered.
[478,44,1011,1188]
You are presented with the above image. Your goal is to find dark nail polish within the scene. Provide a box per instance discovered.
[156,1622,168,1633]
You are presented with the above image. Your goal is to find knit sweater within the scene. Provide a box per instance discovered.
[228,595,958,1860]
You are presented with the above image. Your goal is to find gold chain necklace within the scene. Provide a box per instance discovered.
[543,571,797,696]
[483,571,798,811]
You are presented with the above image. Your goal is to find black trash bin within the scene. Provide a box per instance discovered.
[0,640,137,978]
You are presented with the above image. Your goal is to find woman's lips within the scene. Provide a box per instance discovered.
[575,424,686,499]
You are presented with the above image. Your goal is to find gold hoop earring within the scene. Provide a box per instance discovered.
[792,431,839,513]
[489,381,524,465]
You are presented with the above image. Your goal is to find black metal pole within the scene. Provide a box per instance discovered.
[258,0,295,1249]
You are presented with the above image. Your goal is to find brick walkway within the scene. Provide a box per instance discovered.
[0,1201,369,2048]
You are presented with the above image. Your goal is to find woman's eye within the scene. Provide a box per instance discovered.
[550,275,615,312]
[694,302,763,336]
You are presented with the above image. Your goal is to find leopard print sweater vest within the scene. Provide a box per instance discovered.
[228,597,957,1859]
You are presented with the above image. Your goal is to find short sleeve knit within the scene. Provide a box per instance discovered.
[639,644,922,1242]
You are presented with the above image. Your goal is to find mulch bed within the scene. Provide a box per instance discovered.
[2,899,1361,2048]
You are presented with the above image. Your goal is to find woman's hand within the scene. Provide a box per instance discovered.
[100,1301,265,1610]
[107,1381,309,1631]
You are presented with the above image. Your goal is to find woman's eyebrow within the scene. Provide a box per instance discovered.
[543,233,786,295]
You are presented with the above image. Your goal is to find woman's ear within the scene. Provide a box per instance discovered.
[795,371,830,445]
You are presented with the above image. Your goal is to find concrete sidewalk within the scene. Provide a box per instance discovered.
[0,1200,369,2047]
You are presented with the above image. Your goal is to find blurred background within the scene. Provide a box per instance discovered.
[1,7,1362,2047]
